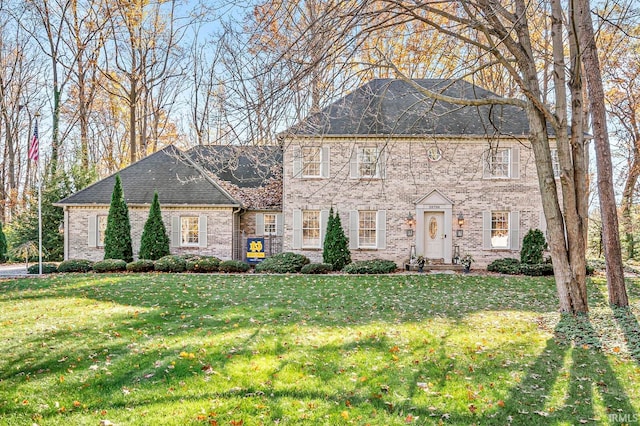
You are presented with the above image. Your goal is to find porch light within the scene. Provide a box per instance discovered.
[457,212,465,228]
[58,221,64,234]
[405,213,416,237]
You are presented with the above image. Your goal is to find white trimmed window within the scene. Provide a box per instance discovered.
[292,210,328,249]
[302,147,321,177]
[97,215,107,247]
[263,213,277,235]
[358,147,379,178]
[181,216,199,246]
[551,149,560,178]
[487,149,510,177]
[349,210,387,249]
[172,215,207,248]
[256,213,283,236]
[302,210,321,248]
[88,214,107,248]
[484,147,519,179]
[358,211,377,248]
[483,211,520,250]
[491,211,509,248]
[293,146,329,178]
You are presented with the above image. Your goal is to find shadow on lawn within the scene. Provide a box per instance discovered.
[613,307,640,365]
[2,274,640,424]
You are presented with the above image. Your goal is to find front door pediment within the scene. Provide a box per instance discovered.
[415,189,454,207]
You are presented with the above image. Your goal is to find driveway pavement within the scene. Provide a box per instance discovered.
[0,264,28,277]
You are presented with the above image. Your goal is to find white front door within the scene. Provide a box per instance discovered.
[424,212,445,259]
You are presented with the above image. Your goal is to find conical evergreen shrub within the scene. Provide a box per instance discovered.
[323,207,351,270]
[0,221,7,263]
[103,174,133,262]
[139,192,170,260]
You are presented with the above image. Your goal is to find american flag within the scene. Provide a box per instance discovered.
[28,121,38,161]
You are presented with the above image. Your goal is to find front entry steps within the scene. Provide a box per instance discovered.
[404,263,465,272]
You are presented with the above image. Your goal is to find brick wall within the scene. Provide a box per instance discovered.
[282,136,547,268]
[64,205,236,261]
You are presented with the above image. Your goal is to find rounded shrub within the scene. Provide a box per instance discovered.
[27,263,58,274]
[300,263,333,274]
[255,252,310,273]
[126,259,156,272]
[154,255,187,273]
[343,259,397,274]
[487,258,521,274]
[218,260,250,273]
[93,259,127,273]
[519,263,554,276]
[57,259,94,273]
[186,256,221,273]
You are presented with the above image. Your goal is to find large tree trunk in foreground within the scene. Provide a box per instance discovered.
[576,0,628,307]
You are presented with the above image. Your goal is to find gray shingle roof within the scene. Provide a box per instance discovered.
[287,78,532,137]
[57,146,238,206]
[188,145,282,188]
[187,145,283,210]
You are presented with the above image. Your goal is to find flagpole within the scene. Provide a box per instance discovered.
[37,113,42,276]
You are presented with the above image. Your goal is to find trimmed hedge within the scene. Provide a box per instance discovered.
[93,259,127,273]
[154,255,187,273]
[186,256,221,273]
[487,258,521,274]
[255,252,310,273]
[126,259,156,272]
[300,263,333,274]
[27,263,58,274]
[487,258,554,276]
[218,260,250,273]
[343,259,397,274]
[57,259,94,273]
[518,263,554,276]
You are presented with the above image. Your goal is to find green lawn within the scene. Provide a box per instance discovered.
[1,273,639,425]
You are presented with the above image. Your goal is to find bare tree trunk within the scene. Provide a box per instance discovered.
[129,80,137,164]
[576,0,628,307]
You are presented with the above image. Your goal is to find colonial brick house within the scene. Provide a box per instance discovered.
[57,78,553,267]
[280,79,552,268]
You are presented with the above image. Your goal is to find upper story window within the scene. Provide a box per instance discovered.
[181,216,199,246]
[293,146,329,178]
[302,210,321,248]
[358,147,380,178]
[486,148,510,178]
[302,147,322,177]
[427,146,442,161]
[483,147,519,179]
[551,149,560,178]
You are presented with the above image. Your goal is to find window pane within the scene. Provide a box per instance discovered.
[302,147,321,177]
[97,215,107,247]
[181,216,199,245]
[359,211,377,247]
[551,149,560,178]
[358,147,378,178]
[264,214,276,235]
[491,212,509,248]
[302,211,320,247]
[487,148,510,178]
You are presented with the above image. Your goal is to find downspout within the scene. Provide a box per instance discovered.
[232,206,244,260]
